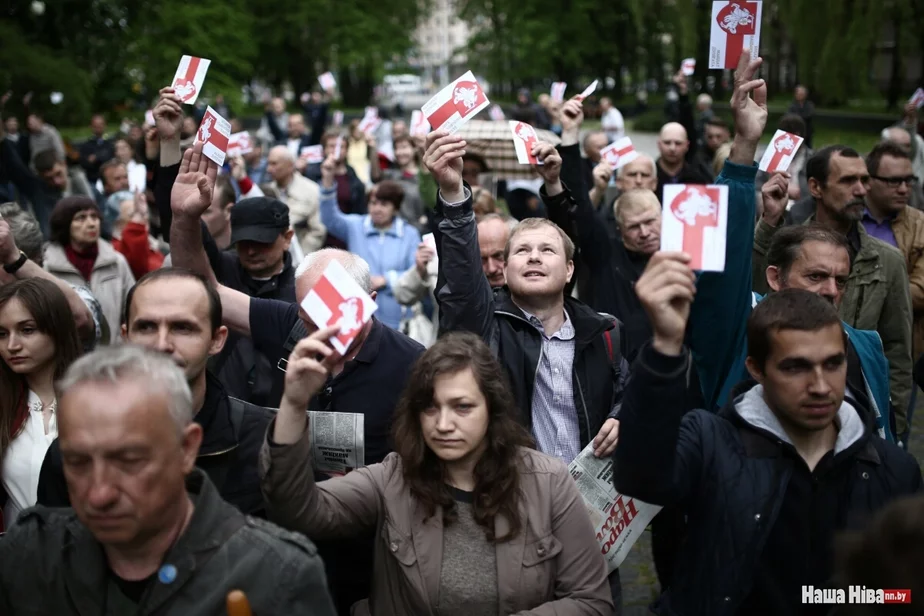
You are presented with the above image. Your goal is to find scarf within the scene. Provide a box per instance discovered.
[65,243,99,282]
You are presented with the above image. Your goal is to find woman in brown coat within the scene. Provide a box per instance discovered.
[260,330,613,616]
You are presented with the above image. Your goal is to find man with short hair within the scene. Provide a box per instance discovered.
[283,113,312,159]
[267,145,325,254]
[753,145,913,436]
[25,112,65,166]
[2,344,335,615]
[581,130,608,188]
[880,124,924,209]
[98,158,131,236]
[38,267,276,516]
[616,278,922,615]
[304,131,367,219]
[655,121,712,202]
[203,173,237,250]
[599,97,626,143]
[788,84,816,147]
[78,113,114,184]
[693,117,731,181]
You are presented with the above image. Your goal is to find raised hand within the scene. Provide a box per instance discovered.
[153,87,184,142]
[281,326,343,410]
[635,251,696,356]
[423,131,466,202]
[531,142,562,188]
[171,143,217,219]
[672,69,689,96]
[415,242,435,277]
[0,218,22,266]
[760,171,791,226]
[320,155,337,190]
[560,98,584,136]
[592,161,614,191]
[729,51,768,147]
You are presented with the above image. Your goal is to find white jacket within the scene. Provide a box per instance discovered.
[275,174,326,254]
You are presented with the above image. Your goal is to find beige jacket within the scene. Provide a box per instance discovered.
[276,174,326,254]
[43,240,135,344]
[259,428,614,616]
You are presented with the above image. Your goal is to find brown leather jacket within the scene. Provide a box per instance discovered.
[892,205,924,361]
[259,428,614,616]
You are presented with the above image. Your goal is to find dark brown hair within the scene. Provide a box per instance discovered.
[369,180,405,210]
[0,279,82,458]
[49,196,100,246]
[391,332,534,543]
[766,223,850,281]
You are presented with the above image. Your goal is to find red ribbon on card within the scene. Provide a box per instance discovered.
[427,81,486,130]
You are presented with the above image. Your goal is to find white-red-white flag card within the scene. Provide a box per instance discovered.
[758,130,805,174]
[910,88,924,109]
[709,1,762,70]
[172,55,211,104]
[600,138,639,170]
[410,110,430,137]
[300,145,324,164]
[318,72,337,92]
[489,105,506,122]
[509,121,541,165]
[551,82,567,103]
[227,131,253,158]
[661,184,729,272]
[195,106,231,166]
[422,70,490,134]
[300,259,378,355]
[682,58,697,76]
[574,80,599,102]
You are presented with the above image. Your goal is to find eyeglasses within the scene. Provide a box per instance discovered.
[870,175,919,188]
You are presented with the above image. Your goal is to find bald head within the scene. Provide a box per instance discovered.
[295,248,372,300]
[478,215,512,288]
[267,146,296,184]
[658,122,689,166]
[615,189,661,255]
[617,154,658,192]
[583,131,608,163]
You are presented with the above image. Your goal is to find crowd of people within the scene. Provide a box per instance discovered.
[0,50,923,615]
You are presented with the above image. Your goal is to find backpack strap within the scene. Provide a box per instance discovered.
[277,319,310,373]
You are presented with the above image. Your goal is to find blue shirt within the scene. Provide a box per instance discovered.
[319,187,420,329]
[861,210,898,248]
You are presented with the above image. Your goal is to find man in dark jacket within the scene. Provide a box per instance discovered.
[78,113,115,184]
[616,273,922,615]
[304,131,366,216]
[38,268,274,516]
[3,345,334,615]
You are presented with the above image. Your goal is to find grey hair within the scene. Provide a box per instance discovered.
[617,154,657,179]
[696,93,713,107]
[478,212,518,235]
[295,248,373,293]
[57,345,193,438]
[0,203,44,263]
[269,145,297,164]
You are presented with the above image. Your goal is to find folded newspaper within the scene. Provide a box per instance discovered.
[308,411,365,474]
[568,443,661,572]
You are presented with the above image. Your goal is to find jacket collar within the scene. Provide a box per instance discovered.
[494,289,613,346]
[46,239,120,273]
[362,215,406,238]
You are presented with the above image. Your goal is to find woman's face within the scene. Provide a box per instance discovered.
[420,368,489,466]
[0,297,55,376]
[70,209,100,247]
[394,141,415,167]
[114,140,133,163]
[368,195,396,228]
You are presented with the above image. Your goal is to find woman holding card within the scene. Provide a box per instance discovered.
[319,156,420,331]
[261,330,613,616]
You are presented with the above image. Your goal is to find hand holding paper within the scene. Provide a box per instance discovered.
[195,106,232,166]
[635,251,696,356]
[510,121,541,165]
[574,80,599,102]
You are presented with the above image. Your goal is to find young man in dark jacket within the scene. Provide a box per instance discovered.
[2,345,333,615]
[39,268,274,517]
[615,257,922,615]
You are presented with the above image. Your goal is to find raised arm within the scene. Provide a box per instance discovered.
[317,155,356,241]
[688,51,768,410]
[426,132,496,338]
[169,143,252,337]
[152,87,183,242]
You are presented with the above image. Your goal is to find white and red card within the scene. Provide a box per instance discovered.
[410,110,430,137]
[422,70,490,134]
[661,184,729,272]
[301,259,378,355]
[300,145,325,164]
[551,82,567,104]
[600,137,639,170]
[910,88,924,109]
[709,1,762,69]
[195,106,231,166]
[357,107,380,134]
[758,130,805,174]
[574,80,599,102]
[682,58,697,76]
[171,55,211,105]
[318,72,337,92]
[332,110,344,127]
[144,109,156,126]
[509,121,541,165]
[227,131,253,158]
[489,105,505,122]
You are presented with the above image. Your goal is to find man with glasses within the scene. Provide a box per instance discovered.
[754,145,913,441]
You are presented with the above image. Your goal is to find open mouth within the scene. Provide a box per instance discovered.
[523,271,546,278]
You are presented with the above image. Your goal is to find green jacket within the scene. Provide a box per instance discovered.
[754,217,914,434]
[0,469,336,616]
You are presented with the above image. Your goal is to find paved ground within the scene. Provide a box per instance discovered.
[617,400,924,614]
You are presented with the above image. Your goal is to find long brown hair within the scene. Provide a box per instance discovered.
[391,332,534,543]
[0,279,83,457]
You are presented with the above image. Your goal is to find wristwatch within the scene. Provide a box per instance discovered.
[3,251,27,274]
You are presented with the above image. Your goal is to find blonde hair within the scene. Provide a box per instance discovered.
[504,218,574,261]
[614,189,660,226]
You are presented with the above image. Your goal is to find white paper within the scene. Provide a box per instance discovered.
[422,233,439,271]
[227,131,252,158]
[575,80,599,102]
[171,55,211,104]
[300,259,378,355]
[509,121,541,165]
[910,88,924,109]
[318,71,337,92]
[661,184,729,272]
[758,129,805,174]
[300,145,324,164]
[422,70,490,134]
[568,443,661,573]
[308,411,364,475]
[333,135,343,160]
[550,82,567,103]
[489,105,505,122]
[600,137,639,170]
[195,106,231,167]
[410,110,430,137]
[332,110,344,127]
[144,109,156,126]
[709,1,762,69]
[681,58,696,76]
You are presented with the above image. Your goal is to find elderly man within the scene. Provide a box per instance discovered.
[655,121,712,202]
[477,213,517,289]
[283,113,312,160]
[588,153,658,245]
[266,145,325,254]
[581,130,608,190]
[0,345,335,614]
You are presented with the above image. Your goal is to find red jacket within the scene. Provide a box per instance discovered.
[111,222,164,279]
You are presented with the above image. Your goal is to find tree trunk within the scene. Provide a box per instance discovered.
[887,15,903,110]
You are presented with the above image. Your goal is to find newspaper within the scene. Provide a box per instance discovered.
[568,443,661,572]
[308,411,365,474]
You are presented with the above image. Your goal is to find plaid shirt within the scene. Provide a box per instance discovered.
[522,308,581,464]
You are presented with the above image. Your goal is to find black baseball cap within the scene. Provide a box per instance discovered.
[230,197,290,245]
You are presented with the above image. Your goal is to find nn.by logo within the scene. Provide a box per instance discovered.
[802,586,911,605]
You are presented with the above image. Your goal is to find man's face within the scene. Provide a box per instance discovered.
[392,121,409,140]
[203,191,232,238]
[617,157,657,191]
[394,140,414,167]
[705,125,730,153]
[658,126,689,165]
[505,225,573,300]
[266,149,293,182]
[748,324,847,434]
[40,161,68,191]
[462,160,483,187]
[619,203,661,255]
[122,278,226,382]
[538,94,551,109]
[795,87,808,103]
[768,241,850,306]
[181,117,197,139]
[102,164,129,194]
[91,116,106,137]
[288,114,305,139]
[322,138,345,164]
[58,379,202,549]
[584,133,608,164]
[5,116,18,134]
[271,98,285,115]
[243,145,262,166]
[236,231,292,278]
[478,218,509,288]
[600,98,612,112]
[868,155,915,216]
[26,114,42,133]
[810,154,869,226]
